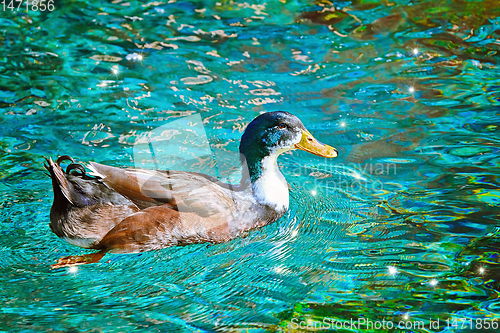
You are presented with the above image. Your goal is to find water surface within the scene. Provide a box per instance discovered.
[1,0,500,331]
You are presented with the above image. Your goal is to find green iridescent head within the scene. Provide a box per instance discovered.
[239,111,338,182]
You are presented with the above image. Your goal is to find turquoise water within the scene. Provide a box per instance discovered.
[1,0,500,331]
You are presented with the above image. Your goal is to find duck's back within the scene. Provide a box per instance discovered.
[89,162,242,217]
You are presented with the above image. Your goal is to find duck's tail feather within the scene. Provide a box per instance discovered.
[44,156,103,206]
[44,157,74,205]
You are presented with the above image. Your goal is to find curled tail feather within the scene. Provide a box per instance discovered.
[44,156,102,206]
[44,157,74,205]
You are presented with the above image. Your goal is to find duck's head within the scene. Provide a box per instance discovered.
[240,111,338,182]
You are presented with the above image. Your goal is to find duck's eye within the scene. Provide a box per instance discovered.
[277,124,287,129]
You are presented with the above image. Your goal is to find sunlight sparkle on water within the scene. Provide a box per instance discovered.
[388,266,398,276]
[429,279,438,287]
[478,267,486,275]
[409,87,415,93]
[311,190,317,196]
[68,266,78,274]
[352,172,362,180]
[413,48,419,55]
[274,266,285,274]
[126,53,143,61]
[340,122,346,127]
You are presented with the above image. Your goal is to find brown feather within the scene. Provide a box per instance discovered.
[89,162,237,217]
[88,162,157,205]
[97,205,234,253]
[45,157,73,205]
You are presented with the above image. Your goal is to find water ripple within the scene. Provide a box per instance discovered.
[1,0,500,331]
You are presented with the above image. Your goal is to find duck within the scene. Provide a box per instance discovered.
[44,111,338,268]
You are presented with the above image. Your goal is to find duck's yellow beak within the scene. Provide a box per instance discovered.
[295,129,338,158]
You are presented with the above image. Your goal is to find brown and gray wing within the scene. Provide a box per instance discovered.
[88,162,235,217]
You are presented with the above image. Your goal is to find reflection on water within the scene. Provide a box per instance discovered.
[1,0,500,331]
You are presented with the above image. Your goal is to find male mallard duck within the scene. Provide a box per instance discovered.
[45,111,338,268]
